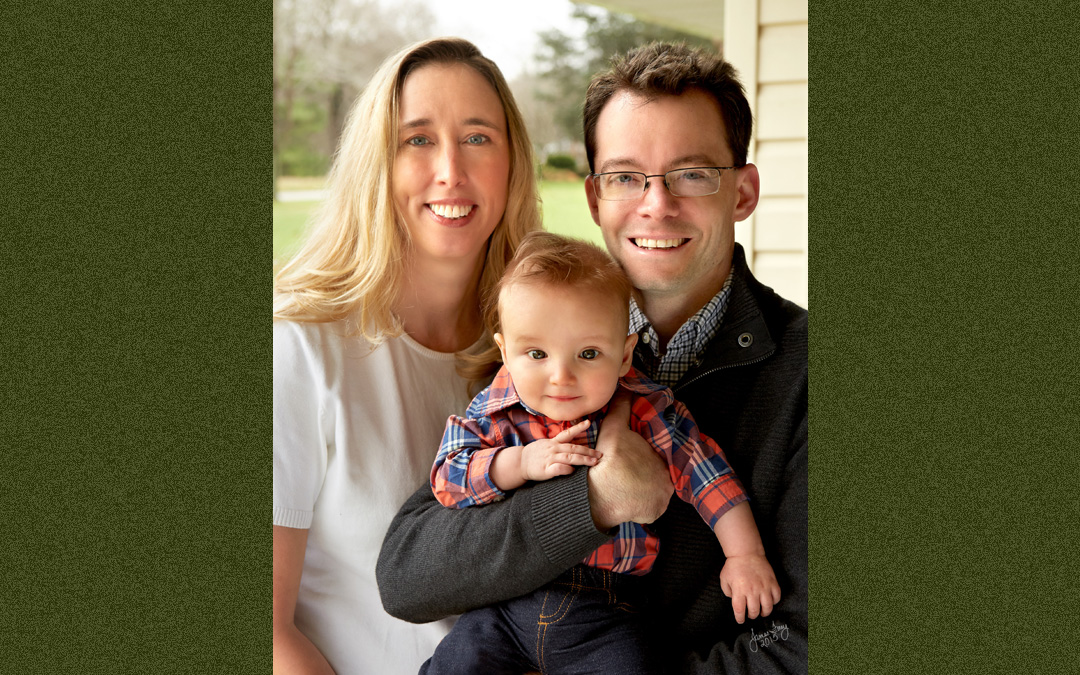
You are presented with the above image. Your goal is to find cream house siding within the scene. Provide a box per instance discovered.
[725,0,809,308]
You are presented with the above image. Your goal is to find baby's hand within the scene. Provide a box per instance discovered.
[719,553,781,624]
[520,419,600,481]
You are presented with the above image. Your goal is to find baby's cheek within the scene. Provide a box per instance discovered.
[597,377,621,404]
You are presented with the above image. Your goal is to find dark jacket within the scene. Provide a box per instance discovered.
[377,244,808,675]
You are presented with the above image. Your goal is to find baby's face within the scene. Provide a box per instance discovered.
[494,281,635,421]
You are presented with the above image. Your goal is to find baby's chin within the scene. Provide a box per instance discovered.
[531,401,603,423]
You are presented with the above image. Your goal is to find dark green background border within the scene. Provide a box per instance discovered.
[809,2,1079,673]
[3,1,270,671]
[3,0,1077,672]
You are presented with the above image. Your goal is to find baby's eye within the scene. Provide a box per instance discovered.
[579,349,599,360]
[527,349,547,360]
[465,134,488,145]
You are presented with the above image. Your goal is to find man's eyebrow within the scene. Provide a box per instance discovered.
[597,157,639,173]
[597,153,719,173]
[668,153,718,168]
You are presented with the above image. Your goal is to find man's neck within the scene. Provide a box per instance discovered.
[636,269,730,351]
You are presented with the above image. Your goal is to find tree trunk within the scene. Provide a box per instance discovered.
[327,83,345,161]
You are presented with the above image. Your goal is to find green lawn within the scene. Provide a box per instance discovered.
[538,179,603,246]
[273,201,318,267]
[273,179,601,266]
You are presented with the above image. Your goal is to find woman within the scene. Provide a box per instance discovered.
[272,38,540,674]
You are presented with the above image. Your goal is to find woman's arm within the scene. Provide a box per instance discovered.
[273,526,335,675]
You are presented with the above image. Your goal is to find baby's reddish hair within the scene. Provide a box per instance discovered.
[492,231,632,332]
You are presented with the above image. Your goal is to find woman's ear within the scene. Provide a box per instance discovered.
[619,332,638,377]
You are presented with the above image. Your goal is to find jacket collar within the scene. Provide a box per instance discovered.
[672,244,776,389]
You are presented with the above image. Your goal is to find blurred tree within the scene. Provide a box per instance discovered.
[509,72,561,156]
[273,0,434,183]
[533,4,715,148]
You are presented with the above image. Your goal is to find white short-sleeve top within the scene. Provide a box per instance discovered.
[273,319,474,674]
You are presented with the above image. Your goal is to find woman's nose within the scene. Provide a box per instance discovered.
[436,145,465,186]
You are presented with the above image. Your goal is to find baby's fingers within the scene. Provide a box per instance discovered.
[731,592,747,624]
[554,453,599,467]
[555,445,601,466]
[758,578,781,617]
[552,419,590,443]
[759,589,775,618]
[561,442,602,459]
[745,591,761,621]
[547,463,575,477]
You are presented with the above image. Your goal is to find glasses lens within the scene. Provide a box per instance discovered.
[667,168,721,197]
[597,172,645,201]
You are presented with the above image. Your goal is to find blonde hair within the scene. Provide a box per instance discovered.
[465,232,633,388]
[274,38,540,353]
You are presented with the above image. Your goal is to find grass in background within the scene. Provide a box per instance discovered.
[539,179,603,246]
[273,201,317,267]
[273,178,600,265]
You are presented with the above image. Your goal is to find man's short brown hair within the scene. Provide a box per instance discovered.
[583,42,752,172]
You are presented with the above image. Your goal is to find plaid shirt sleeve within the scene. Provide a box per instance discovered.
[430,413,509,509]
[630,393,748,531]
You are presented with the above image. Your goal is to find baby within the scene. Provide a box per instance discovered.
[422,232,780,674]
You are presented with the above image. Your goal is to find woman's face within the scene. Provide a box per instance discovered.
[393,63,511,270]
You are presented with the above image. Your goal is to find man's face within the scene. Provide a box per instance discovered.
[586,89,759,309]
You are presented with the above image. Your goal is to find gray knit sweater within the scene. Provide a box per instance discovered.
[377,244,808,675]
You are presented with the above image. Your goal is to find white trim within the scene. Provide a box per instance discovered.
[724,0,759,268]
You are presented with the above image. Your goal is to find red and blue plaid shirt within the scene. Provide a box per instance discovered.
[431,366,747,576]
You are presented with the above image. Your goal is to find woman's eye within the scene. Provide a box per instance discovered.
[527,349,547,360]
[406,136,431,146]
[466,134,488,145]
[580,349,599,360]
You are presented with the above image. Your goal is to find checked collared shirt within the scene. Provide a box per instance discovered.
[431,365,747,576]
[629,271,734,388]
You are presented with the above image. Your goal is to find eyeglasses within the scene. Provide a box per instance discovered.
[590,166,737,201]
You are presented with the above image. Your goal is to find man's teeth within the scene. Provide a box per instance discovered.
[429,204,474,219]
[634,238,686,249]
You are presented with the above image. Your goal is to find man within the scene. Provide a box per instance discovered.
[378,42,807,674]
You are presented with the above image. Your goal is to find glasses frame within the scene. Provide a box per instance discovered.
[589,166,738,201]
